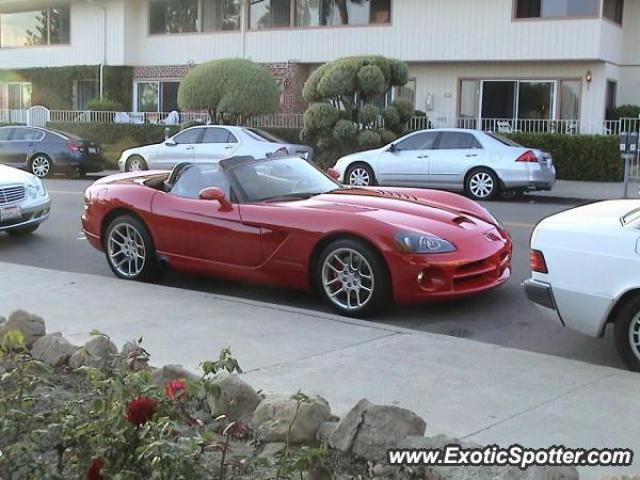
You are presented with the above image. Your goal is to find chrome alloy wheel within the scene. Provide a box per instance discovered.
[128,157,144,172]
[349,167,371,186]
[629,312,640,361]
[469,172,495,198]
[321,248,375,311]
[31,156,51,178]
[107,223,147,278]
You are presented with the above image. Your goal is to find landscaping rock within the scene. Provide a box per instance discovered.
[257,442,286,460]
[31,333,78,367]
[206,372,261,422]
[118,341,150,372]
[329,399,426,461]
[150,364,199,386]
[329,398,371,452]
[0,310,45,347]
[69,335,118,372]
[252,394,332,445]
[317,421,338,446]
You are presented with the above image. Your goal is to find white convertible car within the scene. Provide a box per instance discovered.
[0,164,50,236]
[524,200,640,371]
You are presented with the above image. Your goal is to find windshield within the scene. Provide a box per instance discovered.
[485,132,523,147]
[621,207,640,226]
[243,128,286,144]
[228,157,340,202]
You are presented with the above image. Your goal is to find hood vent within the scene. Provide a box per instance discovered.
[452,216,476,229]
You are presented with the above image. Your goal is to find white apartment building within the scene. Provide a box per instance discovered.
[0,0,637,130]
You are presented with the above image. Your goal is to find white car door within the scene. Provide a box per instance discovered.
[194,127,241,162]
[377,131,439,186]
[152,128,201,169]
[428,131,485,189]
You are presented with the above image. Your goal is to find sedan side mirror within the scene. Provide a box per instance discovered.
[388,143,397,153]
[199,187,232,210]
[165,139,177,147]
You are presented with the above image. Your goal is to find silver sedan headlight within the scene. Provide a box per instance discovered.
[30,178,47,197]
[394,232,456,254]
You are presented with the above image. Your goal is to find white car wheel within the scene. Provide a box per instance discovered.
[30,155,52,178]
[346,164,375,187]
[466,169,498,200]
[126,156,147,173]
[614,296,640,372]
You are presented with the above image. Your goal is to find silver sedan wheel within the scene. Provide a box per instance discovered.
[128,157,145,172]
[469,172,495,198]
[321,248,375,311]
[107,223,146,278]
[349,168,371,186]
[31,156,51,178]
[629,312,640,361]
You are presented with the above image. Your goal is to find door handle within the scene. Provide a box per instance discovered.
[224,145,234,149]
[417,155,429,159]
[465,154,478,158]
[186,146,194,151]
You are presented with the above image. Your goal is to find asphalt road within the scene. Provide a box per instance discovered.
[0,177,624,370]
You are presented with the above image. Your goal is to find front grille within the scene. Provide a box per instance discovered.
[0,185,25,206]
[452,249,511,292]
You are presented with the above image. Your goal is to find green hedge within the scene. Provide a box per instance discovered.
[508,133,622,182]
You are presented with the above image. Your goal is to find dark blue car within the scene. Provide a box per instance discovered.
[0,126,104,178]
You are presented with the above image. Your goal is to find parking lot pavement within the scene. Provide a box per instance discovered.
[0,178,624,369]
[0,261,637,480]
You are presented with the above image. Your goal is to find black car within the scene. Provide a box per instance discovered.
[0,126,104,178]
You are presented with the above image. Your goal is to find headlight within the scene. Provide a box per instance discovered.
[394,232,456,254]
[27,186,37,199]
[484,208,504,230]
[31,178,47,197]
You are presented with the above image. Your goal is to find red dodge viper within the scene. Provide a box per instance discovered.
[82,156,512,317]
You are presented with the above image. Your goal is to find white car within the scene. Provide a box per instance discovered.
[0,164,50,236]
[118,125,313,172]
[524,200,640,371]
[331,128,556,200]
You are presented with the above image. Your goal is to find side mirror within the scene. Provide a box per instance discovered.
[199,187,232,210]
[165,139,177,147]
[388,143,397,153]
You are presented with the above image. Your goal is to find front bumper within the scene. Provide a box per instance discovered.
[0,199,51,232]
[390,229,512,304]
[523,278,564,326]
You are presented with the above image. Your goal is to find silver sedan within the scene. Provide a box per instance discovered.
[332,128,556,200]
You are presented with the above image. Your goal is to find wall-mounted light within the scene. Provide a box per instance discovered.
[586,70,593,84]
[283,78,291,88]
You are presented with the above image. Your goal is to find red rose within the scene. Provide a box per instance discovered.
[165,379,188,401]
[126,396,157,426]
[86,458,104,480]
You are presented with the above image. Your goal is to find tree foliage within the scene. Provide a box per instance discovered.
[301,56,414,167]
[177,59,280,125]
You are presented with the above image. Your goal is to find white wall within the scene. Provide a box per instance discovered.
[126,0,615,66]
[0,0,126,69]
[408,61,608,130]
[619,0,640,108]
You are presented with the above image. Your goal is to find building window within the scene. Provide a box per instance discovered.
[559,80,581,119]
[76,80,98,110]
[202,0,241,31]
[150,0,198,34]
[294,0,390,27]
[606,80,617,120]
[603,0,624,24]
[7,83,32,109]
[0,5,70,47]
[250,0,291,29]
[515,0,599,18]
[136,81,181,112]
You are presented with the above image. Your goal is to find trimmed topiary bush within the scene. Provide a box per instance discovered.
[87,97,123,112]
[301,55,414,168]
[177,59,279,125]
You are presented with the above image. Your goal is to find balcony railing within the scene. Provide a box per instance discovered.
[1,107,638,136]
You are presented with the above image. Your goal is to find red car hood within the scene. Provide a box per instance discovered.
[286,188,496,239]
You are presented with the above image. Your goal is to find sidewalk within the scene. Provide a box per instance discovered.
[0,262,637,478]
[526,180,639,202]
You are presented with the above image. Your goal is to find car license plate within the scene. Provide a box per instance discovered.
[89,147,98,154]
[0,206,21,222]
